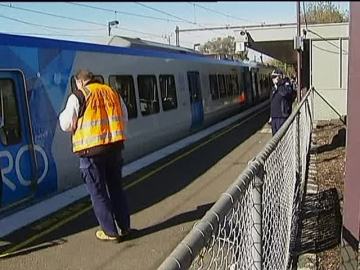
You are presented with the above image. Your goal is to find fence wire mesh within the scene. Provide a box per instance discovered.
[159,89,314,270]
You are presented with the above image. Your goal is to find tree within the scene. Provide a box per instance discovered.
[301,2,349,24]
[199,36,248,61]
[265,59,296,77]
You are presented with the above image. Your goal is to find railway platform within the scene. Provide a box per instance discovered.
[0,106,271,270]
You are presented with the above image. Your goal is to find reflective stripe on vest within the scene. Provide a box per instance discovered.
[78,115,123,130]
[73,130,125,149]
[72,83,125,153]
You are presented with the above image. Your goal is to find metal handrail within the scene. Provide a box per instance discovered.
[158,88,313,270]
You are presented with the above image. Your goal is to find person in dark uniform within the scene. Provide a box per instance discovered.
[270,69,294,135]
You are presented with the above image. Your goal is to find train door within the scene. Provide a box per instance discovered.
[257,74,263,101]
[243,68,253,105]
[251,71,259,103]
[187,71,204,128]
[0,70,36,209]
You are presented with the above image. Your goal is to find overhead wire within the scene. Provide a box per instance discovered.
[0,2,234,47]
[0,3,166,41]
[67,2,204,45]
[189,2,262,24]
[302,1,308,30]
[306,28,348,54]
[67,2,183,23]
[301,1,347,54]
[134,2,196,25]
[312,44,344,55]
[0,13,104,31]
[0,32,108,37]
[70,1,234,37]
[0,3,105,26]
[134,2,233,37]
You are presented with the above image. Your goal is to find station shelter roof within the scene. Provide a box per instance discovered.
[234,22,349,65]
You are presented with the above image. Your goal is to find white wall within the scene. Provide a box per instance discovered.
[311,38,348,120]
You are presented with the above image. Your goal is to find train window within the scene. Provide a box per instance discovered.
[263,75,266,88]
[245,70,252,94]
[265,75,269,89]
[218,75,226,98]
[225,75,233,97]
[234,74,241,95]
[227,74,239,97]
[209,75,219,100]
[239,73,245,102]
[137,75,160,116]
[159,75,178,111]
[268,76,272,88]
[253,72,259,95]
[93,75,104,84]
[109,75,138,119]
[0,79,22,145]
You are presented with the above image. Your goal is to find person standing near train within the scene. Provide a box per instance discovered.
[270,68,294,135]
[59,69,133,242]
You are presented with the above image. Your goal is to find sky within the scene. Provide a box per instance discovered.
[0,2,350,60]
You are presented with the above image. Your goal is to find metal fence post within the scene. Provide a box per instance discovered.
[252,162,264,270]
[297,109,302,194]
[290,107,303,269]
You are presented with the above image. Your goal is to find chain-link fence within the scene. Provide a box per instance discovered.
[158,88,314,270]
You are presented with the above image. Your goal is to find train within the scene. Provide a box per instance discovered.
[0,33,272,209]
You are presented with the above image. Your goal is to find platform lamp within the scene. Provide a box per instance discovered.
[108,20,119,36]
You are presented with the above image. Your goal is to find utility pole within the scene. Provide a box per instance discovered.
[162,34,171,45]
[175,26,179,47]
[296,1,302,102]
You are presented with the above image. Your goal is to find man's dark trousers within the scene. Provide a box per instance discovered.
[80,148,130,236]
[271,117,287,136]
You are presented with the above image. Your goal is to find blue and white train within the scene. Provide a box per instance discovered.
[0,33,272,209]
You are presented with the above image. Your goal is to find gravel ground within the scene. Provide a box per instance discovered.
[312,119,346,269]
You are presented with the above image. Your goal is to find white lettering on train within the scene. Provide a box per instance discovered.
[0,151,15,190]
[0,144,49,191]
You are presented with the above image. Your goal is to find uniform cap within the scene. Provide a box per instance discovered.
[271,69,284,77]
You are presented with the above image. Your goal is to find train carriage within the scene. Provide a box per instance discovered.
[0,33,271,210]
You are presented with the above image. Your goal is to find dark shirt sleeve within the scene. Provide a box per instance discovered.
[72,89,86,118]
[278,84,293,99]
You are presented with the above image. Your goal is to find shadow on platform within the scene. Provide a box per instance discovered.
[0,109,269,258]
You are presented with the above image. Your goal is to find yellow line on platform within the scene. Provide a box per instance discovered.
[0,204,92,259]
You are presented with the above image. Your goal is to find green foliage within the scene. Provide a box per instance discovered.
[301,2,349,24]
[265,59,296,77]
[199,36,249,60]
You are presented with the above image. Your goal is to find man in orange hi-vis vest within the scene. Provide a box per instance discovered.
[59,69,134,242]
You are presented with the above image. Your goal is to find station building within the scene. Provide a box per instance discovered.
[235,22,349,121]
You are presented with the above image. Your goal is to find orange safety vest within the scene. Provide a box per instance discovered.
[72,83,126,153]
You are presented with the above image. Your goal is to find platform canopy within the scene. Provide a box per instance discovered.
[234,22,349,65]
